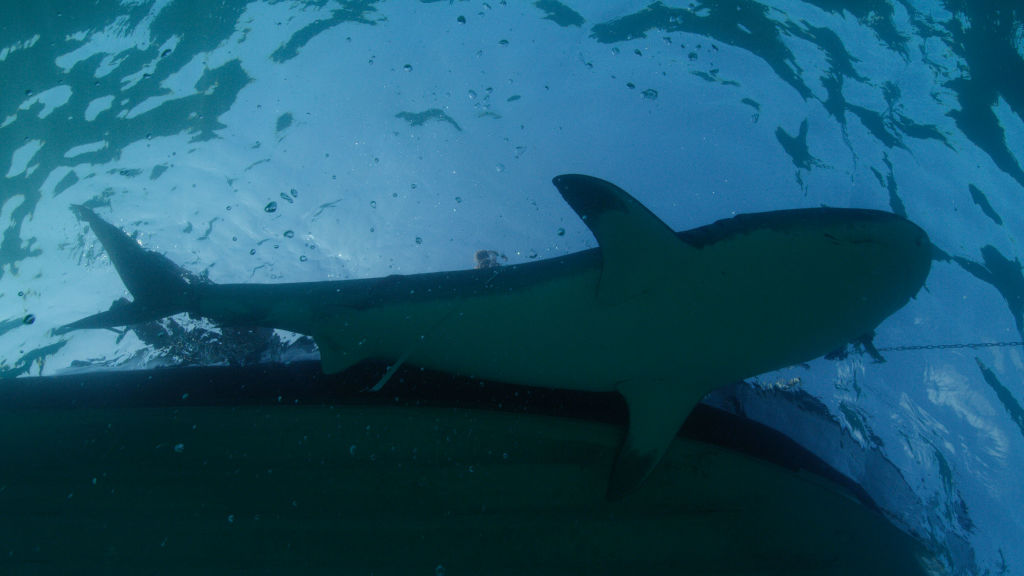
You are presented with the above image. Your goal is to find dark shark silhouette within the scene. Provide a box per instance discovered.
[58,174,932,498]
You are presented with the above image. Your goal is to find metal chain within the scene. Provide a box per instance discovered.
[877,341,1024,352]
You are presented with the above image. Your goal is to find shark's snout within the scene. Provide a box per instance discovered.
[821,211,932,328]
[857,212,932,292]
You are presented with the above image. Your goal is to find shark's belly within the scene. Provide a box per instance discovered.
[394,288,856,394]
[395,279,701,391]
[352,244,888,393]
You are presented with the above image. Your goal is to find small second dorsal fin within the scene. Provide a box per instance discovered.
[551,174,691,305]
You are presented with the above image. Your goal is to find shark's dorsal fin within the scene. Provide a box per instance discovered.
[608,379,701,500]
[552,174,689,304]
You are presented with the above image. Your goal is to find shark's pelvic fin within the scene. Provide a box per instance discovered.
[608,379,700,500]
[55,205,202,334]
[552,174,691,305]
[315,301,459,378]
[314,329,369,375]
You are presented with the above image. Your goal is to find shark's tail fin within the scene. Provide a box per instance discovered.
[55,205,204,335]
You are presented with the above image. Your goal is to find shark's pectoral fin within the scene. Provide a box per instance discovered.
[609,379,701,500]
[552,174,695,305]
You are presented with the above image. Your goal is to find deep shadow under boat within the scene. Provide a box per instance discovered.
[0,362,929,575]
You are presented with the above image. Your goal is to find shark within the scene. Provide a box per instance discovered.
[58,174,932,498]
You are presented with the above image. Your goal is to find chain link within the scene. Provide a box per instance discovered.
[877,341,1024,352]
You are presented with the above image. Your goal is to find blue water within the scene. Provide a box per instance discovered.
[2,2,1022,574]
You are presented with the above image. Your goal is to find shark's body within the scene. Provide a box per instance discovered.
[60,175,932,497]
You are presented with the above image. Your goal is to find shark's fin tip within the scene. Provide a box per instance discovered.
[606,447,658,500]
[610,379,702,499]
